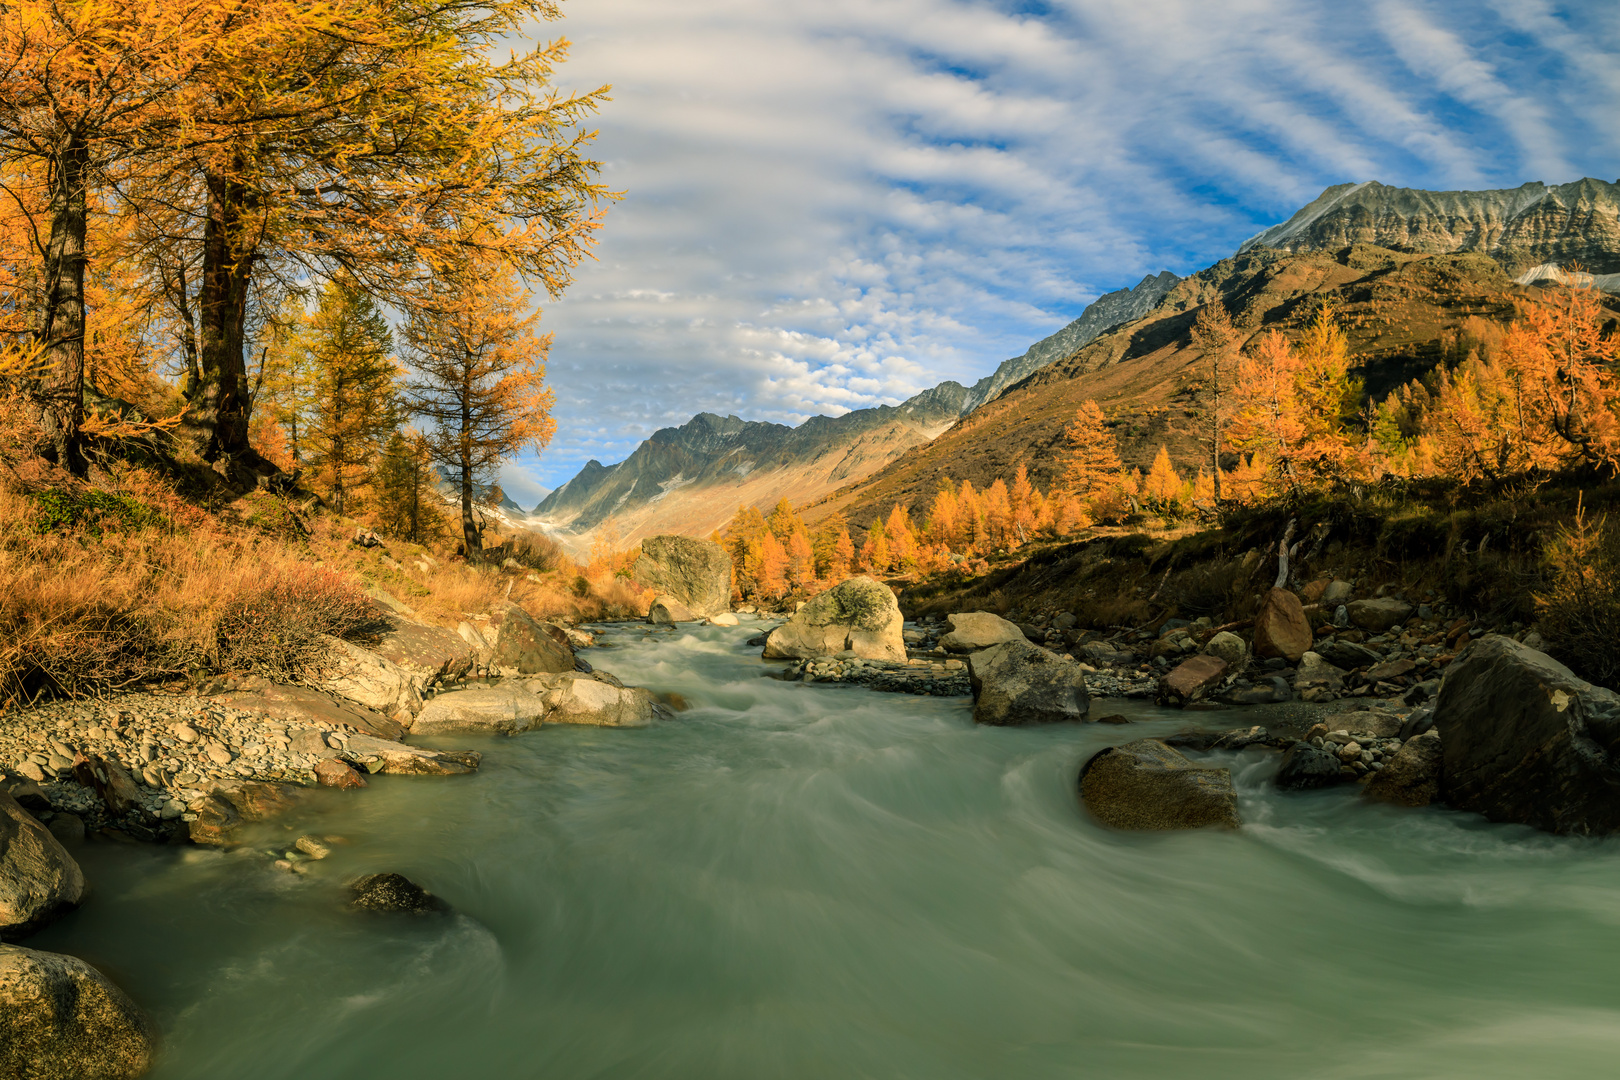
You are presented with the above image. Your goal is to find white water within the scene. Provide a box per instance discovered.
[31,621,1620,1078]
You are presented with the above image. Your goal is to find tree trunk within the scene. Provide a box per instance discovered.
[35,132,89,477]
[194,167,256,466]
[1212,359,1224,505]
[459,453,480,557]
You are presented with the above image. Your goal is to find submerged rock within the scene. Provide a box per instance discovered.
[968,639,1090,725]
[1434,636,1620,834]
[762,576,905,662]
[1363,730,1443,806]
[1079,739,1240,830]
[1274,743,1349,790]
[350,873,449,915]
[341,734,480,776]
[314,758,368,789]
[0,944,154,1079]
[0,792,85,939]
[633,535,734,618]
[938,611,1025,654]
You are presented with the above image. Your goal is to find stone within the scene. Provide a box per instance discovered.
[967,639,1090,725]
[1300,579,1331,604]
[632,535,734,618]
[0,944,154,1079]
[316,636,424,719]
[341,733,480,776]
[290,728,331,757]
[0,792,84,938]
[1316,639,1382,669]
[1434,635,1620,835]
[45,815,84,847]
[173,723,199,743]
[1081,640,1137,666]
[1157,654,1228,707]
[295,835,333,859]
[1252,588,1313,662]
[370,617,478,688]
[1201,631,1247,670]
[188,794,242,846]
[1348,598,1415,633]
[350,872,448,915]
[1322,580,1353,605]
[708,613,739,627]
[1399,705,1436,741]
[527,672,660,728]
[314,758,367,789]
[1223,676,1293,704]
[214,681,403,740]
[409,685,549,736]
[1053,612,1078,630]
[762,576,905,662]
[648,595,696,625]
[1363,730,1443,807]
[488,600,575,674]
[1333,709,1403,739]
[938,611,1025,653]
[2,776,49,813]
[1332,605,1350,628]
[15,761,44,784]
[70,755,144,818]
[1293,652,1347,692]
[1079,739,1241,830]
[1275,743,1350,790]
[1403,679,1441,706]
[1365,658,1417,682]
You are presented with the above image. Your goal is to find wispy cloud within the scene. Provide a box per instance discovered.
[495,0,1620,504]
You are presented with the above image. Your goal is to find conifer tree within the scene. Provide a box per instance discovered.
[787,531,816,588]
[302,283,399,514]
[375,429,449,542]
[1190,301,1238,504]
[1060,401,1123,499]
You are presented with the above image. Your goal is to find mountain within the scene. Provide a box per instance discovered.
[534,271,1180,547]
[812,243,1620,530]
[1241,178,1620,276]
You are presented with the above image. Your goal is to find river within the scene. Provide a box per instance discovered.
[30,619,1620,1079]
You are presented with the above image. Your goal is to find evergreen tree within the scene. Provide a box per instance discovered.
[1059,400,1123,499]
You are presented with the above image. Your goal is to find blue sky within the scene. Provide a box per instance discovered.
[497,0,1620,506]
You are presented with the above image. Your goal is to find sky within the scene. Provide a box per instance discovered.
[496,0,1620,506]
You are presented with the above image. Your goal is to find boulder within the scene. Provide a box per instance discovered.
[1293,652,1346,692]
[1331,708,1403,739]
[189,780,306,846]
[761,576,905,662]
[316,636,423,720]
[70,754,142,817]
[1079,739,1241,830]
[1275,743,1349,790]
[0,945,154,1079]
[341,733,481,776]
[967,639,1090,725]
[938,611,1025,654]
[1363,730,1443,806]
[1433,635,1620,835]
[525,672,661,727]
[1157,654,1228,707]
[707,613,740,627]
[349,873,448,915]
[1252,588,1312,662]
[409,685,549,737]
[213,680,404,740]
[0,792,84,939]
[633,535,734,618]
[488,601,574,674]
[370,617,478,687]
[1347,598,1414,633]
[1365,658,1417,682]
[313,759,367,789]
[188,794,242,846]
[1081,640,1138,666]
[1201,631,1247,670]
[1222,675,1293,705]
[1316,639,1382,669]
[1322,580,1353,605]
[648,595,696,625]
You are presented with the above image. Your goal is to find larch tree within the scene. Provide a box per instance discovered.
[401,258,555,556]
[1059,400,1123,499]
[1189,301,1238,505]
[375,428,448,542]
[300,283,399,514]
[1224,331,1307,497]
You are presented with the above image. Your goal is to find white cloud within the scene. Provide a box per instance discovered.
[500,0,1620,492]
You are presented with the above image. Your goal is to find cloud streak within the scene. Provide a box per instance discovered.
[497,0,1620,502]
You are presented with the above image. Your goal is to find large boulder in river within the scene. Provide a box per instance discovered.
[1252,587,1312,662]
[938,611,1024,653]
[316,635,423,720]
[1347,597,1414,633]
[1156,654,1227,707]
[410,685,549,737]
[525,672,661,727]
[1079,739,1240,830]
[1363,730,1442,806]
[1434,635,1620,834]
[1274,743,1349,790]
[0,792,84,939]
[968,639,1090,725]
[370,616,478,688]
[633,535,733,618]
[648,595,696,625]
[350,873,448,915]
[762,576,905,661]
[0,944,154,1079]
[489,600,575,674]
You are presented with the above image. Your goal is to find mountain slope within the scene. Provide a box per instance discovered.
[534,271,1179,546]
[1241,178,1620,275]
[811,244,1620,530]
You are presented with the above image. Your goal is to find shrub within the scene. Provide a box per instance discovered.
[30,488,164,535]
[1535,500,1620,687]
[214,567,387,680]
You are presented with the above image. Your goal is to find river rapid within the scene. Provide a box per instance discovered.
[30,620,1620,1079]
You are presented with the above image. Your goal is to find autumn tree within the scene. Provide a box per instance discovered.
[1224,330,1307,496]
[1009,464,1035,543]
[1190,301,1238,504]
[1059,400,1123,499]
[298,282,399,513]
[375,428,449,542]
[757,531,789,598]
[787,531,816,589]
[401,258,555,556]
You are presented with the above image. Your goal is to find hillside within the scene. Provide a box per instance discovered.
[533,271,1180,548]
[809,244,1620,529]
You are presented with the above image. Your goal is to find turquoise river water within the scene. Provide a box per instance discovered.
[29,620,1620,1079]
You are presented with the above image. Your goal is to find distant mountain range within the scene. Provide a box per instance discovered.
[533,177,1620,548]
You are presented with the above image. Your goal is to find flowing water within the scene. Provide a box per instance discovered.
[31,621,1620,1079]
